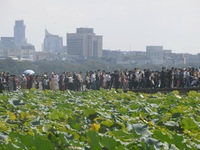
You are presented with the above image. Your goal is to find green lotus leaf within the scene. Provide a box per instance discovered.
[100,135,121,150]
[86,130,101,150]
[153,129,172,143]
[0,106,6,114]
[9,132,54,150]
[119,107,128,114]
[101,119,114,127]
[48,110,60,121]
[172,133,187,149]
[7,111,16,121]
[161,113,172,122]
[0,88,200,149]
[188,91,199,97]
[70,123,82,130]
[129,104,139,110]
[180,117,199,131]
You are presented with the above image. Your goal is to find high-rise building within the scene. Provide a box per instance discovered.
[0,20,35,60]
[146,46,163,65]
[14,20,26,45]
[67,28,102,57]
[43,29,63,52]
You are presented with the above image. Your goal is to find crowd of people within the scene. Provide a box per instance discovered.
[0,66,200,93]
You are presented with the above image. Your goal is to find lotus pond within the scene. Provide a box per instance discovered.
[0,88,200,150]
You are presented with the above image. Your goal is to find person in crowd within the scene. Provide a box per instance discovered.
[160,67,166,88]
[128,70,135,90]
[149,71,155,89]
[100,70,105,89]
[120,71,129,89]
[34,75,41,90]
[38,75,43,91]
[19,74,27,89]
[59,72,67,91]
[153,71,160,88]
[42,74,49,90]
[145,69,152,88]
[90,71,96,90]
[58,74,63,91]
[113,70,120,91]
[185,68,191,87]
[134,68,140,89]
[67,72,74,90]
[191,68,199,86]
[140,70,146,88]
[173,68,178,87]
[32,75,37,89]
[73,72,79,91]
[26,74,33,90]
[110,71,115,90]
[50,72,59,91]
[136,71,142,89]
[95,70,101,90]
[170,69,174,87]
[8,75,14,92]
[85,72,91,89]
[178,68,184,88]
[12,75,17,91]
[1,66,200,94]
[166,67,174,88]
[0,73,4,93]
[76,72,83,91]
[55,73,59,91]
[105,72,111,89]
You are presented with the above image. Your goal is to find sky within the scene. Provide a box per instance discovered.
[0,0,200,54]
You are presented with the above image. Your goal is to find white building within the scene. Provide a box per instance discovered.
[43,29,63,52]
[67,28,102,58]
[146,46,163,65]
[5,44,35,61]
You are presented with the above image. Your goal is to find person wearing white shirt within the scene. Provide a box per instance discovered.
[185,68,191,87]
[105,72,111,89]
[90,72,96,90]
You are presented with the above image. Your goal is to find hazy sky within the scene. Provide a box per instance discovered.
[0,0,200,54]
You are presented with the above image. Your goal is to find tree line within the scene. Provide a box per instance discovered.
[0,58,199,76]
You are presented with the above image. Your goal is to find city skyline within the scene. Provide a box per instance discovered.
[0,0,200,54]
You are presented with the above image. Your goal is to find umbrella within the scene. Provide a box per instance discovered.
[23,70,35,75]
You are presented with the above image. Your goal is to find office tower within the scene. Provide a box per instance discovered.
[67,28,102,57]
[14,20,26,45]
[146,46,163,65]
[43,29,63,52]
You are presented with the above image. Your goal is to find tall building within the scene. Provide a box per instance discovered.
[67,28,102,57]
[43,29,63,52]
[14,20,26,45]
[146,46,163,65]
[0,20,35,61]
